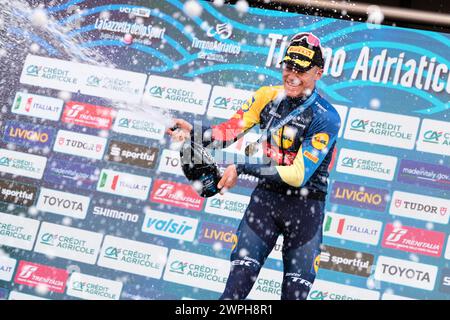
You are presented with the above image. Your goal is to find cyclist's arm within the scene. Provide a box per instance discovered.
[236,110,340,188]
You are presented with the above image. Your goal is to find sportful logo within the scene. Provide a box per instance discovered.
[382,223,445,257]
[34,222,103,264]
[336,148,397,181]
[143,75,211,115]
[3,120,55,149]
[0,148,47,180]
[98,235,168,279]
[323,212,382,245]
[97,169,151,200]
[397,159,450,191]
[142,209,199,242]
[62,101,114,129]
[417,119,450,156]
[439,268,450,295]
[54,130,107,160]
[12,92,64,121]
[106,140,158,169]
[389,191,450,224]
[0,212,40,251]
[150,180,205,211]
[14,261,68,293]
[0,179,37,207]
[36,188,90,219]
[344,108,420,149]
[319,245,374,277]
[330,181,389,212]
[374,256,438,291]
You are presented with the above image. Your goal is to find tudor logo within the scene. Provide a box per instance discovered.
[395,199,402,208]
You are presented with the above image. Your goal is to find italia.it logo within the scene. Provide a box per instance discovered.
[423,130,442,144]
[26,65,40,77]
[170,260,188,274]
[324,216,345,235]
[40,233,56,246]
[99,172,119,191]
[350,119,369,132]
[149,86,165,98]
[213,97,230,109]
[341,157,356,168]
[104,246,120,260]
[13,94,34,111]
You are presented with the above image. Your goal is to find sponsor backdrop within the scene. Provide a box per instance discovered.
[0,0,449,300]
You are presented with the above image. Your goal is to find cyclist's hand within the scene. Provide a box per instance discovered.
[218,164,238,194]
[166,118,192,142]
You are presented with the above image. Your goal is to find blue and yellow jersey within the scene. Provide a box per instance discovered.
[196,85,341,195]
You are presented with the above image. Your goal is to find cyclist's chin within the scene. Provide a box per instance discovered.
[284,83,304,98]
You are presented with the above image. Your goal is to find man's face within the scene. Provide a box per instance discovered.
[282,64,323,98]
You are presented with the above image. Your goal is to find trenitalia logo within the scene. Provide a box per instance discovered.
[34,222,103,264]
[4,120,55,149]
[97,169,151,200]
[150,180,205,211]
[11,92,64,121]
[323,212,382,245]
[330,181,389,212]
[62,101,114,129]
[14,261,68,293]
[350,119,369,132]
[344,108,420,150]
[382,223,445,257]
[417,119,450,157]
[98,235,168,279]
[374,256,438,291]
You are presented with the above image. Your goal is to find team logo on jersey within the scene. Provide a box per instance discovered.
[312,132,329,150]
[241,96,255,112]
[304,150,319,163]
[272,126,296,149]
[312,251,321,274]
